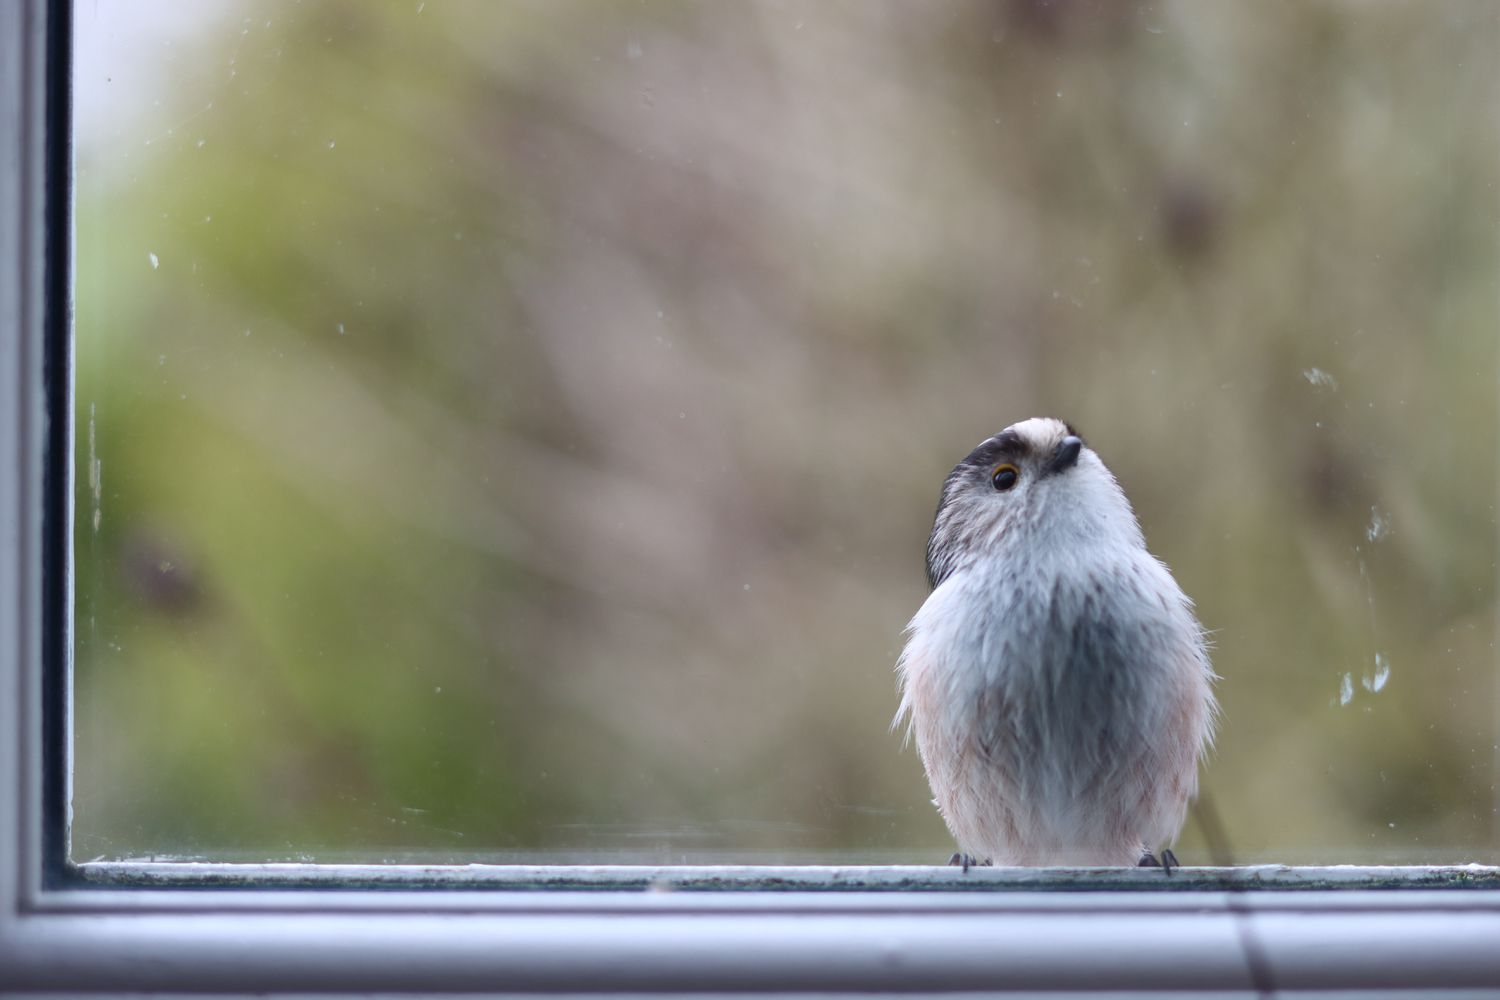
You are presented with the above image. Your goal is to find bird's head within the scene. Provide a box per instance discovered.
[924,417,1143,588]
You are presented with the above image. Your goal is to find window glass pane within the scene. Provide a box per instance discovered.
[72,0,1500,865]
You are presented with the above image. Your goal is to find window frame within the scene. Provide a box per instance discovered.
[3,0,1500,992]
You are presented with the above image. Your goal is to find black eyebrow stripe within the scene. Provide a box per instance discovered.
[993,429,1025,453]
[962,430,1029,468]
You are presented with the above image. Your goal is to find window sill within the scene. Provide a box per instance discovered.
[2,863,1497,994]
[0,863,1494,995]
[65,859,1500,893]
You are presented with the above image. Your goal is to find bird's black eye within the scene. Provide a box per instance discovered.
[992,464,1019,491]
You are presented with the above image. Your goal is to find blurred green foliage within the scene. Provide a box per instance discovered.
[73,0,1499,863]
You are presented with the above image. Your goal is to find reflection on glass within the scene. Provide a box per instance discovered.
[72,0,1499,865]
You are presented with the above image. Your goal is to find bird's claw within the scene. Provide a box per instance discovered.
[948,852,989,872]
[1137,849,1178,876]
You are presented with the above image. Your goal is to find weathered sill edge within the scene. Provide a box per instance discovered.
[69,861,1500,892]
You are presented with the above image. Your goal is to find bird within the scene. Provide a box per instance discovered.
[895,417,1216,870]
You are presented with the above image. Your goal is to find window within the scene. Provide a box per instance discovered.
[3,0,1499,994]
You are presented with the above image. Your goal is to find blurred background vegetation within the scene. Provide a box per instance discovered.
[72,0,1498,864]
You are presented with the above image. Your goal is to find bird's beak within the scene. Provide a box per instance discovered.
[1046,436,1083,476]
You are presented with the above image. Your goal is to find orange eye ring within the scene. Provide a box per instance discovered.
[992,464,1020,491]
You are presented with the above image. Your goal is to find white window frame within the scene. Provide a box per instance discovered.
[3,1,1499,993]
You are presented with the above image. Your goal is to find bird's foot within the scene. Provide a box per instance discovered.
[1137,849,1178,876]
[948,852,989,873]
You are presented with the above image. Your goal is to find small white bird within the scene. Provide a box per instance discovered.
[896,417,1215,869]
